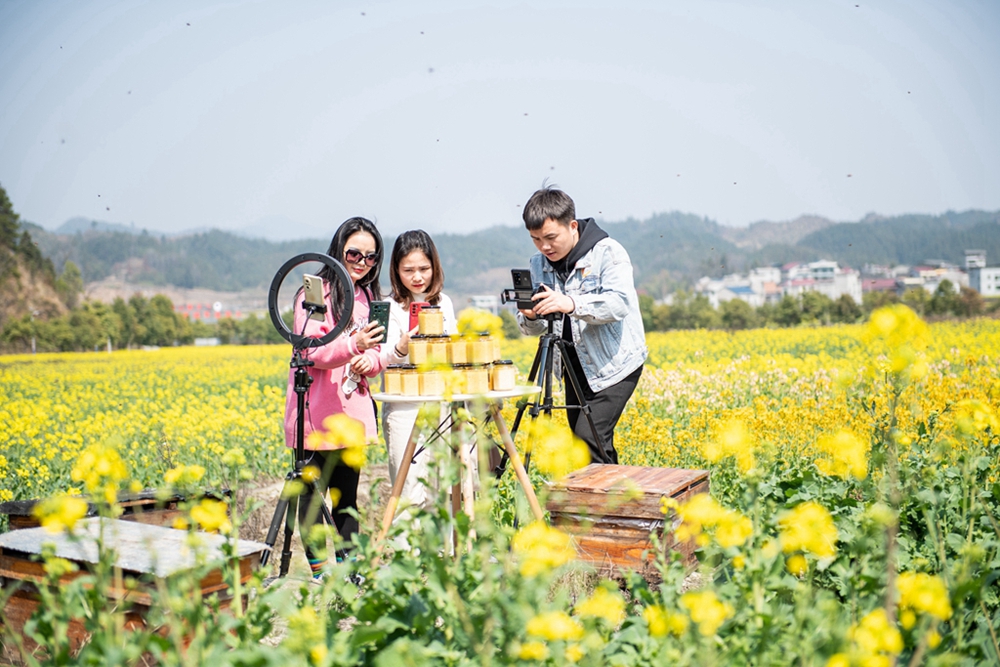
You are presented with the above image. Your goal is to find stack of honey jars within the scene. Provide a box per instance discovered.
[383,320,518,396]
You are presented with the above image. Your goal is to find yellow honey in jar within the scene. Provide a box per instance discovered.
[409,336,430,366]
[418,305,444,335]
[428,336,449,365]
[449,364,469,394]
[490,360,517,391]
[466,364,490,395]
[419,369,444,396]
[470,335,493,364]
[448,337,469,364]
[384,365,404,394]
[400,365,419,396]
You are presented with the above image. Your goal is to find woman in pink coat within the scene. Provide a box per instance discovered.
[283,216,385,577]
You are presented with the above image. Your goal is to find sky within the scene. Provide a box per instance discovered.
[1,0,998,240]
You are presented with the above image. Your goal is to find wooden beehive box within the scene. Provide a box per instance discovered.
[0,489,230,531]
[0,517,266,658]
[546,464,709,579]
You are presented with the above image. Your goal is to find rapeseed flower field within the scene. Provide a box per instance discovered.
[2,312,999,665]
[2,318,998,505]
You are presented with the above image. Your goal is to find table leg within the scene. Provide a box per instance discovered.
[488,403,545,522]
[375,423,420,546]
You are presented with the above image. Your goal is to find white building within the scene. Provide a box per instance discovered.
[782,260,862,303]
[970,267,1000,297]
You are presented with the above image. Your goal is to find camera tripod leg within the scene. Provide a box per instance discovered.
[278,493,297,577]
[556,338,607,463]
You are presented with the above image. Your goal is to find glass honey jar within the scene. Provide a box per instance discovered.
[466,363,490,395]
[409,336,430,366]
[384,364,404,394]
[448,336,469,364]
[419,368,444,396]
[427,335,450,365]
[399,364,420,396]
[489,360,517,391]
[417,305,444,335]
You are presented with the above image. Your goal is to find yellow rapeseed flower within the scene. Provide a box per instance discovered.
[702,418,755,473]
[318,413,367,449]
[70,441,129,505]
[164,464,206,487]
[953,399,999,435]
[511,521,576,577]
[526,611,585,641]
[679,590,733,637]
[340,446,367,471]
[33,495,89,534]
[643,605,688,637]
[896,571,952,621]
[189,498,232,535]
[671,493,753,549]
[787,554,808,577]
[815,430,869,479]
[517,641,549,661]
[848,608,903,660]
[574,585,626,626]
[524,416,590,479]
[779,501,838,559]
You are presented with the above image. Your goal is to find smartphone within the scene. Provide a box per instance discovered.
[511,269,532,291]
[302,274,326,321]
[510,269,536,310]
[369,300,390,344]
[409,301,430,331]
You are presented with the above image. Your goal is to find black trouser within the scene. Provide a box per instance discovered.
[298,449,360,558]
[564,365,643,465]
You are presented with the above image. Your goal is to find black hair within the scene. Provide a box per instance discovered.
[317,216,383,312]
[522,185,575,231]
[389,229,445,307]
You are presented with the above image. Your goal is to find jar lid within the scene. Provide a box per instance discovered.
[420,305,441,310]
[492,359,514,365]
[478,331,492,337]
[468,363,489,369]
[386,364,407,370]
[452,363,472,369]
[399,364,417,370]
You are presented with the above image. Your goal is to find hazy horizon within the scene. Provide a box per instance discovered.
[2,0,998,241]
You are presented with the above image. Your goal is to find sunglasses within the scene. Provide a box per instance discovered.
[345,248,379,267]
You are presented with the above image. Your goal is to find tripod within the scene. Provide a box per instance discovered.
[260,305,337,577]
[495,315,606,478]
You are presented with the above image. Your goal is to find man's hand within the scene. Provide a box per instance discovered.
[529,285,575,318]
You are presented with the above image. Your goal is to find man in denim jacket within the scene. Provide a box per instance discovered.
[517,186,647,464]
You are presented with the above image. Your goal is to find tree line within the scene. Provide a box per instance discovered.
[638,280,994,332]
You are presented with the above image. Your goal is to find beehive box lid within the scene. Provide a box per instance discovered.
[0,517,266,579]
[547,464,709,520]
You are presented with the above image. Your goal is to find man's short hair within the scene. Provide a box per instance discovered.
[522,186,575,230]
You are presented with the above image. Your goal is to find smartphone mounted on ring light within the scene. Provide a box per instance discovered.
[302,274,327,322]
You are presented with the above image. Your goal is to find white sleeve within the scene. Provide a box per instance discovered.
[440,293,458,335]
[379,298,409,365]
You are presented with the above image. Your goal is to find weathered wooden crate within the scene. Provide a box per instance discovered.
[0,517,266,658]
[0,489,230,531]
[546,464,709,579]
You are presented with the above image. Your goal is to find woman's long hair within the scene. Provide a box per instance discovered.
[317,217,384,313]
[389,229,445,307]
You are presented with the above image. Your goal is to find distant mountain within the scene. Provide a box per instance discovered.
[55,216,152,236]
[26,209,1000,304]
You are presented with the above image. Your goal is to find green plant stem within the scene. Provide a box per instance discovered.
[981,599,1000,664]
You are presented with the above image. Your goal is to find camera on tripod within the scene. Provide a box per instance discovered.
[500,268,549,312]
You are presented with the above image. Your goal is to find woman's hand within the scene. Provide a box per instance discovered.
[393,326,420,357]
[353,320,384,351]
[350,354,374,376]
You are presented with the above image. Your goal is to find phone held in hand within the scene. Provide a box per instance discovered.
[369,301,390,344]
[409,301,430,331]
[302,274,326,321]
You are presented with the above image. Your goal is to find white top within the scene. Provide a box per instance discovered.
[379,292,457,367]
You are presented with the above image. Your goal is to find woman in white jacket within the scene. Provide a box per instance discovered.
[380,230,456,517]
